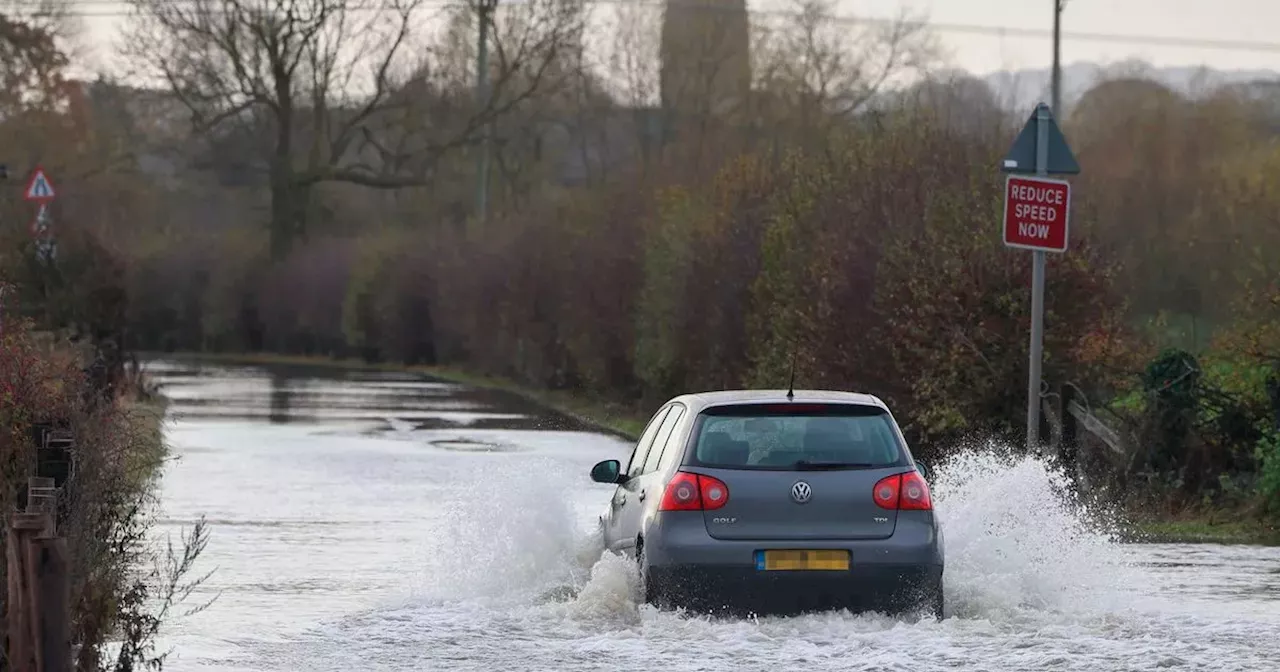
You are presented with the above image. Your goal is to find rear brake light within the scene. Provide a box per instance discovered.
[873,471,932,511]
[700,475,730,509]
[873,474,899,508]
[658,471,730,511]
[899,471,932,510]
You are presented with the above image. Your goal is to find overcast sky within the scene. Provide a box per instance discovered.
[68,0,1280,78]
[866,0,1280,74]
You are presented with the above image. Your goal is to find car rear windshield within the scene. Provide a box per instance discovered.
[687,403,907,470]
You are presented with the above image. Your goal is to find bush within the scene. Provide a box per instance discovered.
[97,73,1280,519]
[0,314,209,671]
[1201,280,1280,510]
[111,117,1138,454]
[1258,431,1280,512]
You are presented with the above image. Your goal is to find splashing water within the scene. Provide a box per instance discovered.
[411,443,1148,627]
[928,444,1147,619]
[410,454,606,604]
[210,438,1280,672]
[563,551,643,624]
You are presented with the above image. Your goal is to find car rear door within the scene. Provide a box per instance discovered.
[617,403,686,548]
[605,405,670,552]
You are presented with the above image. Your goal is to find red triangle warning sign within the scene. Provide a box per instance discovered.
[24,167,55,201]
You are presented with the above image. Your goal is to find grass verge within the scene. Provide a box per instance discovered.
[1124,518,1280,546]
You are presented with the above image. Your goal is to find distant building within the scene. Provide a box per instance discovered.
[659,0,752,120]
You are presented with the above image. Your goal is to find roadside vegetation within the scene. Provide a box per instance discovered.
[0,1,1276,544]
[1,7,212,664]
[0,316,212,669]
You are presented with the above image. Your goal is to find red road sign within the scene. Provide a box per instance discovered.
[23,167,55,201]
[1003,175,1070,252]
[29,203,51,237]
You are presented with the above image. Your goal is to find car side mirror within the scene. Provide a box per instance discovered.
[915,462,932,482]
[590,459,623,484]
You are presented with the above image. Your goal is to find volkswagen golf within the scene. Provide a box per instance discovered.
[589,389,945,618]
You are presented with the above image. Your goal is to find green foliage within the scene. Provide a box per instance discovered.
[629,155,786,399]
[199,230,269,351]
[338,229,437,365]
[341,231,403,360]
[744,152,820,389]
[875,178,1004,437]
[633,187,700,397]
[48,67,1277,522]
[874,168,1132,442]
[1143,349,1201,403]
[1136,349,1202,476]
[1257,430,1280,511]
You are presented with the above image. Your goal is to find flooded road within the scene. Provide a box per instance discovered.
[146,359,1280,672]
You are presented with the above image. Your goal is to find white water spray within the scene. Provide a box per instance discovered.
[411,455,602,603]
[412,443,1149,627]
[928,445,1147,619]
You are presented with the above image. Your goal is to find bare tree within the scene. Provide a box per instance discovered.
[1,0,84,47]
[0,6,82,203]
[124,0,586,258]
[0,11,68,118]
[601,0,660,110]
[562,0,662,178]
[891,70,1006,138]
[752,0,937,139]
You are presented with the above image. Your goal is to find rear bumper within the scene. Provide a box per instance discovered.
[648,563,942,615]
[640,511,944,615]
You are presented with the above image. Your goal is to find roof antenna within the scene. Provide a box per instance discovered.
[786,347,797,400]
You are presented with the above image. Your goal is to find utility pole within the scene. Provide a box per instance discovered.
[1052,0,1064,115]
[475,0,499,226]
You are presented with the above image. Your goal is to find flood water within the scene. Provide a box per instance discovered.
[145,359,1280,672]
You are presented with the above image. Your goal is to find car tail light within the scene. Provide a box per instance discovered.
[658,471,730,511]
[872,474,899,509]
[899,471,932,510]
[873,471,932,510]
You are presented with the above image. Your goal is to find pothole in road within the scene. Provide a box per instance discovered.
[428,438,523,453]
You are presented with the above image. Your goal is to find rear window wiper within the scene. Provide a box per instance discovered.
[792,460,878,470]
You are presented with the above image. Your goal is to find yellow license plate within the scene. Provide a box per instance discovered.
[759,549,850,571]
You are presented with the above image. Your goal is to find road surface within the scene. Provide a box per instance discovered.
[144,359,1280,671]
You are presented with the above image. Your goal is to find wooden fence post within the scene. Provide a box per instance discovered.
[8,513,44,672]
[1060,383,1096,495]
[1060,384,1079,476]
[34,538,69,672]
[1038,396,1053,455]
[6,477,70,672]
[6,517,33,672]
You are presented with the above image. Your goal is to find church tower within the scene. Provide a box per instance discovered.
[659,0,752,119]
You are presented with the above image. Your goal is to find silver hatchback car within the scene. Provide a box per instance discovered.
[590,390,945,617]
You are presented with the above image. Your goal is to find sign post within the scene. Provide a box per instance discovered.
[23,166,57,262]
[1001,103,1079,451]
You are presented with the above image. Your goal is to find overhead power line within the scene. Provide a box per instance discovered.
[15,0,1280,54]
